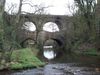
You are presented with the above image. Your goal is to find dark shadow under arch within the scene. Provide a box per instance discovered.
[20,38,35,48]
[51,38,64,47]
[51,39,63,46]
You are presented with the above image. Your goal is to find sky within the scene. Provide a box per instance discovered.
[5,0,71,32]
[43,22,59,32]
[5,0,97,32]
[22,21,60,32]
[22,22,36,31]
[5,0,75,15]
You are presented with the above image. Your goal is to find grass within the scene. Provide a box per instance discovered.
[10,48,45,69]
[74,48,100,56]
[8,48,45,70]
[82,48,100,56]
[31,47,39,56]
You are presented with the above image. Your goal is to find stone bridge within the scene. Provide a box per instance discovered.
[4,12,72,50]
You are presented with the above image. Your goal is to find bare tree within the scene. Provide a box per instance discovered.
[0,0,6,65]
[74,0,97,30]
[1,0,50,64]
[3,0,50,48]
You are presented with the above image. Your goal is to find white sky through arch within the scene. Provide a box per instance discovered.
[43,22,59,32]
[22,22,36,32]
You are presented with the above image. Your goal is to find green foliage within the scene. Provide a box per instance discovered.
[83,48,100,55]
[0,12,4,50]
[74,48,100,56]
[74,0,97,35]
[10,48,45,69]
[0,0,5,46]
[65,0,98,51]
[31,47,39,56]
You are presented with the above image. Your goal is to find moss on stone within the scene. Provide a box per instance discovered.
[9,48,45,70]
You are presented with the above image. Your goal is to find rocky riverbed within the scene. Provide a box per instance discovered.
[0,62,100,75]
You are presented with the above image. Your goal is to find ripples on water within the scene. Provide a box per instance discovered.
[1,63,100,75]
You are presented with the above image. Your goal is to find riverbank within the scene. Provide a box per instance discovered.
[0,48,45,70]
[73,48,100,56]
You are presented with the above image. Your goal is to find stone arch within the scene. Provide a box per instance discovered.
[23,15,37,28]
[43,22,60,32]
[43,39,59,59]
[51,38,63,46]
[18,21,37,47]
[43,39,59,48]
[43,39,62,51]
[20,38,35,48]
[22,21,36,32]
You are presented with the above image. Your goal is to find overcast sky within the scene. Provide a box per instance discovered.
[5,0,75,15]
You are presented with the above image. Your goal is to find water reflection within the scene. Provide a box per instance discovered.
[43,50,56,60]
[43,46,56,60]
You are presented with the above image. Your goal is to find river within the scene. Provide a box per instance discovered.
[0,53,100,75]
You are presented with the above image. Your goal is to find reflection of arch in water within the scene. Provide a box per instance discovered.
[43,39,62,60]
[22,21,36,32]
[43,22,60,32]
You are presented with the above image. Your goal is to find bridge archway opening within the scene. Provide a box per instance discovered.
[43,39,61,60]
[22,22,36,32]
[43,22,60,32]
[21,38,35,48]
[52,38,63,46]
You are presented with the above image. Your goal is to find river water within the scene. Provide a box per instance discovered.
[0,53,100,75]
